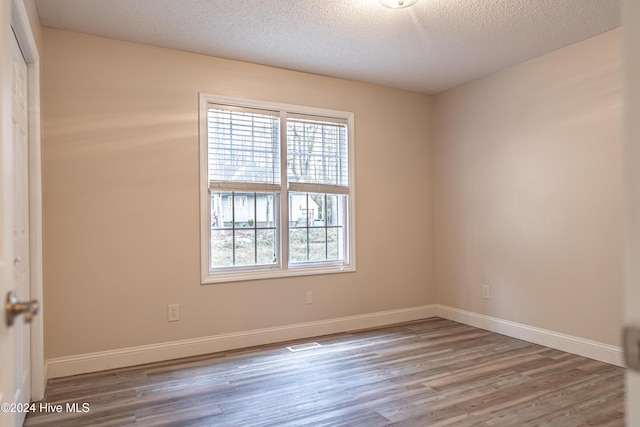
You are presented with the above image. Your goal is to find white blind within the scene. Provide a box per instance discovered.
[208,105,281,189]
[287,115,349,194]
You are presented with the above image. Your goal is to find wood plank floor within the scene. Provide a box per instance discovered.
[24,318,625,426]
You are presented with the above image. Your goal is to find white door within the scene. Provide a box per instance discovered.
[11,28,32,424]
[0,28,32,427]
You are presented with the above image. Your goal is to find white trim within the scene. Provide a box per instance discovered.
[45,304,623,379]
[47,305,437,378]
[201,263,356,284]
[10,0,38,63]
[0,0,12,419]
[199,93,210,282]
[202,94,354,122]
[10,0,45,402]
[288,182,350,195]
[279,110,289,272]
[199,93,356,284]
[435,305,624,367]
[27,56,44,402]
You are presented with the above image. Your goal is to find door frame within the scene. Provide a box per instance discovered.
[8,0,44,402]
[623,0,640,425]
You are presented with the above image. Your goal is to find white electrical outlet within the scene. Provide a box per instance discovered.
[306,290,313,304]
[168,304,180,322]
[482,285,491,300]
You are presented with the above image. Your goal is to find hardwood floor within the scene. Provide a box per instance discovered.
[24,318,625,426]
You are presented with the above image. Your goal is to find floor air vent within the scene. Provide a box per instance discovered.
[287,342,322,352]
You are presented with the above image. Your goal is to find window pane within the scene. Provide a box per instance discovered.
[234,229,256,266]
[328,227,345,261]
[211,191,277,270]
[309,228,326,262]
[290,228,308,263]
[211,192,232,229]
[211,229,233,267]
[208,107,280,185]
[257,229,276,265]
[325,194,339,226]
[289,193,309,228]
[288,192,347,265]
[233,192,253,227]
[309,194,325,227]
[256,193,275,227]
[287,117,348,187]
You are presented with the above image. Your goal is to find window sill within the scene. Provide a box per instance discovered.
[201,264,356,285]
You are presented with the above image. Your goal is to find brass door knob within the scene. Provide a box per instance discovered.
[5,291,39,327]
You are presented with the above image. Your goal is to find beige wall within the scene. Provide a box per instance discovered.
[42,24,623,361]
[41,29,436,359]
[434,29,623,345]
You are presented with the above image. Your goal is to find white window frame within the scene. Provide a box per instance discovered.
[199,93,356,284]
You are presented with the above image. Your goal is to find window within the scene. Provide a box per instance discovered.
[200,94,355,283]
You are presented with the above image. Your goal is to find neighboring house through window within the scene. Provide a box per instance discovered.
[200,94,356,283]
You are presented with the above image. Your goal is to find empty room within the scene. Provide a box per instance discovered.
[1,0,639,426]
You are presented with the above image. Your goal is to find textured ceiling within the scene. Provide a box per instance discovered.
[34,0,620,94]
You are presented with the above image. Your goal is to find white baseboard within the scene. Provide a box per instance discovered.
[46,304,623,379]
[436,305,624,367]
[46,305,438,379]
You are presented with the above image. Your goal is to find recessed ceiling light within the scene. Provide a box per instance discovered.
[380,0,419,9]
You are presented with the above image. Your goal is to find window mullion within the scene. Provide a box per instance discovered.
[253,192,257,265]
[305,193,310,262]
[325,194,328,260]
[280,111,289,270]
[322,126,326,186]
[231,192,236,266]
